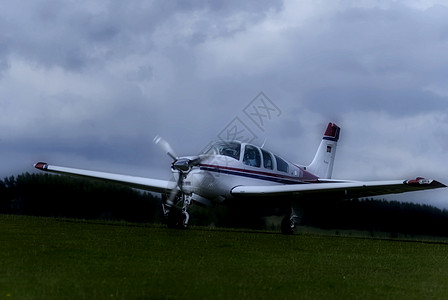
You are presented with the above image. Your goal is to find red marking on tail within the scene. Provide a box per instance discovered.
[323,123,340,141]
[325,123,338,136]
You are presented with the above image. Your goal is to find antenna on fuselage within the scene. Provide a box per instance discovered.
[261,137,267,149]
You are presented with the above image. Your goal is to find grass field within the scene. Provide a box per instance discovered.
[1,215,448,299]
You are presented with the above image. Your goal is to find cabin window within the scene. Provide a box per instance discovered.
[243,145,261,167]
[203,141,241,160]
[261,149,273,170]
[275,155,289,173]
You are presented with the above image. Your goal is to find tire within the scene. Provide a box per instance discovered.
[166,208,183,229]
[281,215,294,235]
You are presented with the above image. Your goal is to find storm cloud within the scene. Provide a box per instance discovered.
[1,0,447,207]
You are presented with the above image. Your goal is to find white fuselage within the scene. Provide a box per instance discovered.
[179,141,318,205]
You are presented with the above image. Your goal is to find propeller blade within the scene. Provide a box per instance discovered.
[166,172,183,207]
[154,136,178,160]
[166,186,178,207]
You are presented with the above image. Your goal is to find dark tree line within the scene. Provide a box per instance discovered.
[0,173,267,228]
[0,173,163,222]
[300,198,448,237]
[1,173,448,236]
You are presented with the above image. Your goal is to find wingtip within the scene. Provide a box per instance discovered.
[433,180,447,188]
[404,177,446,188]
[34,162,48,170]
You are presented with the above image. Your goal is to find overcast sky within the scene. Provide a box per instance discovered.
[1,0,447,208]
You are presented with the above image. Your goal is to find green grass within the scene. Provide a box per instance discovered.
[1,215,448,299]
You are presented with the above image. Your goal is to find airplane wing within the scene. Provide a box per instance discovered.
[34,162,176,193]
[231,178,446,199]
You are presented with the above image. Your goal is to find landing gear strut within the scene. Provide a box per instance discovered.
[181,194,192,228]
[162,193,192,229]
[281,204,304,235]
[281,215,295,235]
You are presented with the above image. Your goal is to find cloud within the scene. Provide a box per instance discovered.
[1,0,447,208]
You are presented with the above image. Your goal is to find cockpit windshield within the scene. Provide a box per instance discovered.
[202,141,241,160]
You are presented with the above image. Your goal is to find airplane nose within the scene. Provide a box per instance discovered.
[172,156,202,173]
[173,158,191,172]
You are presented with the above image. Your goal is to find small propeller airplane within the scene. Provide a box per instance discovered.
[34,122,446,234]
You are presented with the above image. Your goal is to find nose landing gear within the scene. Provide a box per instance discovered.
[162,193,192,229]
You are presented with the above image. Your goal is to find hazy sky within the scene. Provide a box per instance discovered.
[1,0,447,207]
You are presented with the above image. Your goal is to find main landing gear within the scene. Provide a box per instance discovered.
[281,204,304,235]
[281,215,295,235]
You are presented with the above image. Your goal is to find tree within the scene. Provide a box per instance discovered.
[0,173,163,223]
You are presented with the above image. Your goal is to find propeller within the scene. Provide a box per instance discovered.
[154,136,178,160]
[153,136,202,208]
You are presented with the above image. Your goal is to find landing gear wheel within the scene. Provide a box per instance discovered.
[166,208,186,229]
[182,214,189,229]
[281,215,295,235]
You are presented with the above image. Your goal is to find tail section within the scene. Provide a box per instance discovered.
[307,122,340,179]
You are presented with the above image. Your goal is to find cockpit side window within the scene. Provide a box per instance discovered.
[275,155,289,173]
[243,145,261,167]
[261,149,273,170]
[203,141,241,160]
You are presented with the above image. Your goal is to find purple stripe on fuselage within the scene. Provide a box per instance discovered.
[199,164,306,185]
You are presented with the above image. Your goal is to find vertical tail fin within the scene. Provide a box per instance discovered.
[307,122,340,179]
